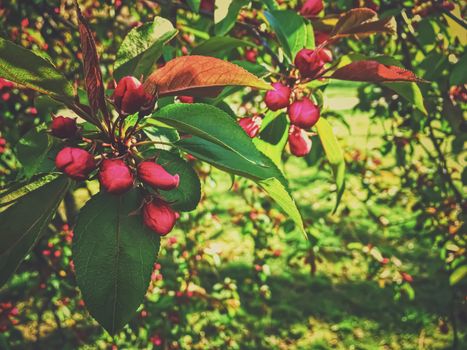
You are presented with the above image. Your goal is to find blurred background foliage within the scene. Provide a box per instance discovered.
[0,0,465,349]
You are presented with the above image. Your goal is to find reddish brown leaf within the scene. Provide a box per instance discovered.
[142,55,272,98]
[330,61,426,83]
[331,8,396,38]
[75,1,109,121]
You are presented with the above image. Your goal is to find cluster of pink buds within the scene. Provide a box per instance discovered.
[263,84,320,158]
[51,76,181,236]
[238,40,332,157]
[237,24,335,157]
[0,302,19,333]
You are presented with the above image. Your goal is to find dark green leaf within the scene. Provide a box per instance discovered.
[186,0,201,12]
[0,173,61,210]
[176,136,286,186]
[0,37,74,103]
[264,10,315,61]
[17,128,54,178]
[152,103,268,167]
[114,17,178,81]
[0,176,70,287]
[73,190,160,334]
[450,52,467,86]
[191,37,255,56]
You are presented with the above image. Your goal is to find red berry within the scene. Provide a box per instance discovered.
[137,161,180,190]
[98,159,134,194]
[55,147,96,181]
[143,198,178,236]
[51,116,79,139]
[264,82,291,111]
[299,0,324,18]
[112,76,154,116]
[294,48,332,79]
[238,115,262,138]
[288,125,312,157]
[288,97,320,129]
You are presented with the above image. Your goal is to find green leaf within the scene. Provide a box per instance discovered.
[191,37,255,56]
[215,0,250,36]
[264,10,315,61]
[0,175,70,287]
[315,118,346,213]
[0,173,61,210]
[17,128,54,178]
[383,82,427,115]
[176,136,286,185]
[154,151,201,212]
[450,265,467,286]
[186,0,201,12]
[144,125,180,151]
[258,178,305,236]
[152,103,268,167]
[73,190,160,334]
[0,36,74,103]
[450,52,467,86]
[231,60,269,77]
[254,112,289,168]
[114,17,178,81]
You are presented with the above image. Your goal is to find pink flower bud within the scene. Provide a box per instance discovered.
[0,78,14,90]
[239,116,262,138]
[441,1,455,11]
[245,48,258,63]
[288,125,312,157]
[112,76,154,116]
[264,82,291,111]
[137,161,180,190]
[314,31,330,46]
[401,272,413,283]
[51,116,79,139]
[0,137,6,154]
[200,0,215,12]
[299,0,324,18]
[98,159,134,194]
[294,48,332,79]
[55,147,96,181]
[288,97,320,129]
[178,95,194,103]
[143,198,178,236]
